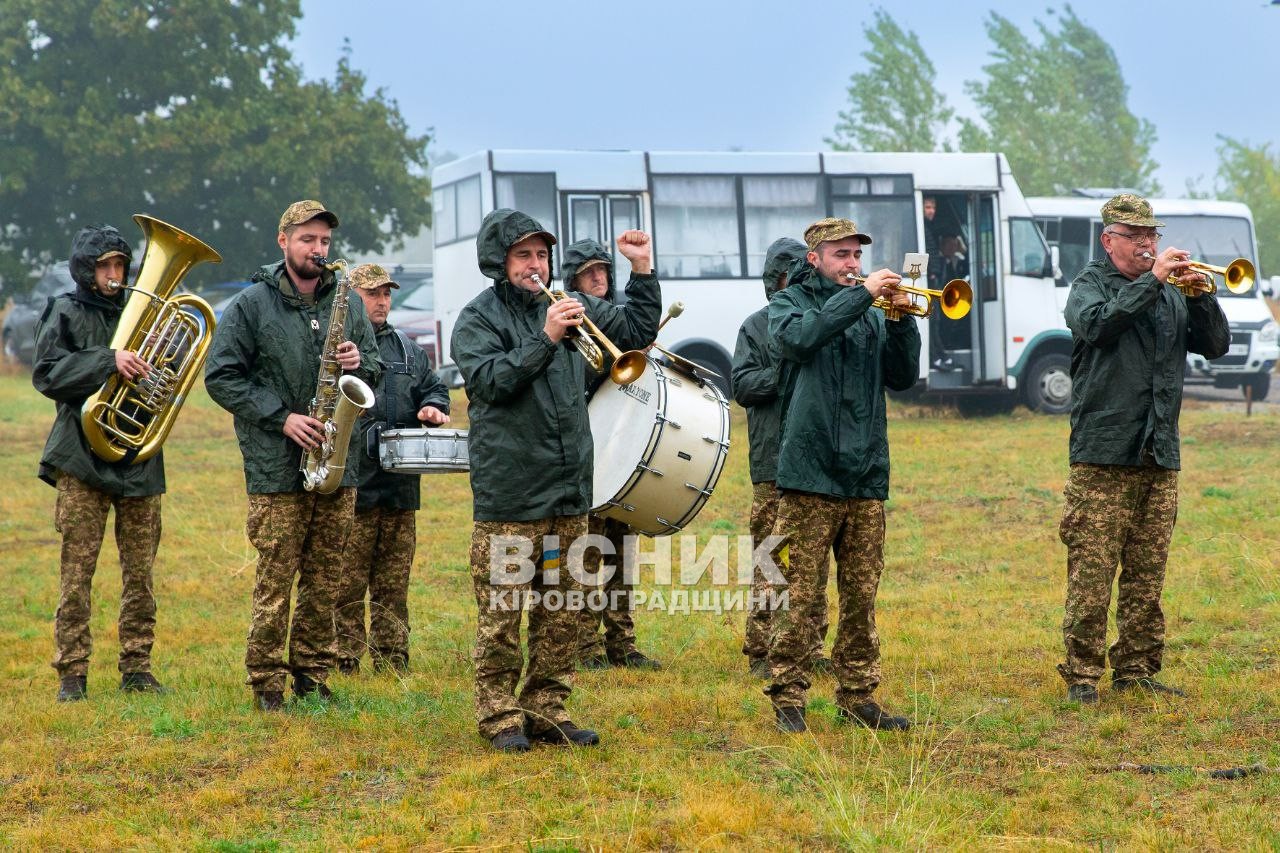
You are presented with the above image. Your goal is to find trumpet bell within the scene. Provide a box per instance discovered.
[1221,258,1255,294]
[939,279,973,320]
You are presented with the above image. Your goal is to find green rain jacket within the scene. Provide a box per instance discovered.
[204,261,382,494]
[1064,255,1229,469]
[767,260,920,499]
[353,323,451,511]
[451,209,661,521]
[33,224,165,496]
[731,237,807,484]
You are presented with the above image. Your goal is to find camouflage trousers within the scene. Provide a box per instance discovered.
[767,491,885,711]
[1058,462,1178,686]
[577,514,638,661]
[471,514,587,740]
[51,472,161,677]
[742,481,829,663]
[335,507,416,669]
[244,488,355,692]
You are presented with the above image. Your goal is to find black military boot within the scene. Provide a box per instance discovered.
[838,701,911,731]
[1112,676,1186,697]
[580,653,610,671]
[57,675,88,703]
[1066,683,1099,705]
[609,649,662,670]
[292,672,332,701]
[337,657,360,676]
[490,726,531,753]
[121,672,171,694]
[775,705,807,734]
[528,720,601,746]
[254,690,285,712]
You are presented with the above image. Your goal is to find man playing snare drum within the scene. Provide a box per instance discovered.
[335,263,451,676]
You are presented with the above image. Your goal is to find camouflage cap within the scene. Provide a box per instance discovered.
[803,217,873,251]
[349,263,399,291]
[279,199,340,232]
[1100,193,1164,228]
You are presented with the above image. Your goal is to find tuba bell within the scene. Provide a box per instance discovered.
[81,214,221,463]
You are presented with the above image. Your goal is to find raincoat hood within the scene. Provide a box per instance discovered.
[68,224,133,298]
[476,208,557,283]
[762,238,807,300]
[562,239,616,302]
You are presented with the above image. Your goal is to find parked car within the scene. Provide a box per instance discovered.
[3,264,77,366]
[385,265,436,369]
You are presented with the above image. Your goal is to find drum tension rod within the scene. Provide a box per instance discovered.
[684,482,713,496]
[655,414,682,429]
[637,463,665,477]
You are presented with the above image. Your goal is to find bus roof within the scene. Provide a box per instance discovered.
[433,149,1011,192]
[1027,196,1254,220]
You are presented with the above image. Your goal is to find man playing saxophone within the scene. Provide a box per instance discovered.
[33,224,169,702]
[205,200,381,711]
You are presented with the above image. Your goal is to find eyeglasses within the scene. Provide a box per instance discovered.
[1107,229,1162,246]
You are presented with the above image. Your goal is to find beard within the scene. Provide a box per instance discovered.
[286,251,324,279]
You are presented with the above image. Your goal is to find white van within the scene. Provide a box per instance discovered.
[1030,194,1279,401]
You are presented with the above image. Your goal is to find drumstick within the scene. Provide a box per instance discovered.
[657,301,684,335]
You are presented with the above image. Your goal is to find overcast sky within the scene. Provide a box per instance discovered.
[291,0,1279,195]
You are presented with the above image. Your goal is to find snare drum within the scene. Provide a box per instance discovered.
[589,357,730,536]
[378,427,470,474]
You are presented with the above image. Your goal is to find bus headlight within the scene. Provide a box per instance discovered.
[1261,321,1278,343]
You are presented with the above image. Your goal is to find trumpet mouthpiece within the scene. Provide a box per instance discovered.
[106,279,123,292]
[1141,252,1155,260]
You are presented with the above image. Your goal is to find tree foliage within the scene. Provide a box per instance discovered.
[1215,137,1280,278]
[957,5,1158,196]
[827,10,954,152]
[0,0,431,296]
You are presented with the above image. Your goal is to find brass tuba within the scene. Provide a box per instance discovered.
[81,214,220,463]
[300,256,376,494]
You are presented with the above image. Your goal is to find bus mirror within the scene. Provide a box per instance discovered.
[1264,275,1280,299]
[1048,245,1064,283]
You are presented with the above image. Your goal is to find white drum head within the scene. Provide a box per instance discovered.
[589,364,663,506]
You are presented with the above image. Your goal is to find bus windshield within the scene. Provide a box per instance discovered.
[1159,215,1257,298]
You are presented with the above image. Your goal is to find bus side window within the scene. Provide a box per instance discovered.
[1057,217,1092,285]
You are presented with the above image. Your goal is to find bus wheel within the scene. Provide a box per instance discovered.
[1243,373,1271,401]
[1023,353,1072,414]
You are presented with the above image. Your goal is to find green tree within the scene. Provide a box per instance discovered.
[958,5,1158,196]
[0,0,431,297]
[827,10,954,152]
[1215,137,1280,278]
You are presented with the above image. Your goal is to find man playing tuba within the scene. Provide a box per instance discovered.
[33,224,170,702]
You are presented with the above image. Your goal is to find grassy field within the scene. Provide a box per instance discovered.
[0,364,1278,850]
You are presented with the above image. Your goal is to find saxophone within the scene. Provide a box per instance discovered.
[300,256,376,494]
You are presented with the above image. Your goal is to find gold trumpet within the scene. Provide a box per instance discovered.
[535,278,648,385]
[845,273,973,322]
[1141,252,1254,296]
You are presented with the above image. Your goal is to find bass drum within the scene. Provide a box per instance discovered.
[589,357,730,536]
[378,427,469,474]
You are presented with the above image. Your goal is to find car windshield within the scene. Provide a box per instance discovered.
[393,280,434,311]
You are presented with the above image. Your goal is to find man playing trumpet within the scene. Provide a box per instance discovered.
[765,217,920,734]
[1057,193,1229,705]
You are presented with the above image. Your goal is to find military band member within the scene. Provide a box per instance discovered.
[334,263,451,676]
[765,217,920,733]
[731,237,830,680]
[451,209,660,752]
[1057,193,1229,704]
[205,200,381,711]
[33,225,169,701]
[562,238,661,672]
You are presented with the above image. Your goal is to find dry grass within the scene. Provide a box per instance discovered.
[1,371,1278,850]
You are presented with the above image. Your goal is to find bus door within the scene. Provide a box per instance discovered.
[926,191,1002,384]
[562,193,644,285]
